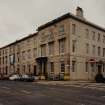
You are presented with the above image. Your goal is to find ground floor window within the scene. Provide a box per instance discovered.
[60,61,65,72]
[103,64,105,72]
[50,62,54,72]
[5,66,8,75]
[28,65,31,73]
[23,65,25,73]
[17,65,20,74]
[34,65,37,75]
[91,63,94,72]
[72,61,76,72]
[85,62,88,72]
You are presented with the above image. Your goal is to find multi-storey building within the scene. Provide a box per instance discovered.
[0,33,38,78]
[0,7,105,81]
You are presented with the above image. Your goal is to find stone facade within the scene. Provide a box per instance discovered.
[0,7,105,81]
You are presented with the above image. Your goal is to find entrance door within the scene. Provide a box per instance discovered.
[98,65,102,74]
[43,62,47,74]
[34,65,36,76]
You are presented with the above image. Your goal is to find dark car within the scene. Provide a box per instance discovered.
[21,74,35,82]
[95,74,105,83]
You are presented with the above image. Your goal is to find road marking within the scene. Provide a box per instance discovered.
[21,90,31,94]
[1,86,10,90]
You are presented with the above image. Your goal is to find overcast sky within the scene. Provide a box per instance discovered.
[0,0,105,47]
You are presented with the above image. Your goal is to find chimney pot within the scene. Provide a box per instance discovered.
[76,6,84,18]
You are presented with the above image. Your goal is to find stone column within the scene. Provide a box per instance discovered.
[40,62,45,80]
[64,56,70,80]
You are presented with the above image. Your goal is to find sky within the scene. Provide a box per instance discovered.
[0,0,105,47]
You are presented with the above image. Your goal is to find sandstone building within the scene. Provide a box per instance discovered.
[0,7,105,80]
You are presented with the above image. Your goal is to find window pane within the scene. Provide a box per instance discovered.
[72,40,76,52]
[86,43,89,54]
[72,61,76,72]
[60,61,65,72]
[98,47,101,56]
[59,39,65,54]
[50,62,54,72]
[92,31,95,40]
[41,44,46,56]
[85,29,89,39]
[49,42,54,55]
[59,25,65,33]
[85,62,88,72]
[72,24,76,34]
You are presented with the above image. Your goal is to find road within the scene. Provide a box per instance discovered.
[0,81,105,105]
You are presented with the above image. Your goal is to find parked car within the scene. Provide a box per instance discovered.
[9,74,20,81]
[95,73,105,83]
[21,74,35,82]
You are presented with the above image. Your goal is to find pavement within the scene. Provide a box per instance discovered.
[36,80,105,91]
[0,80,105,105]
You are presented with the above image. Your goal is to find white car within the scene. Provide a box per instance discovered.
[9,74,20,81]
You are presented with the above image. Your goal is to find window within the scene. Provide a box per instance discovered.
[50,62,54,72]
[17,64,20,73]
[72,24,76,34]
[103,64,105,72]
[0,57,1,64]
[3,57,4,64]
[22,51,26,60]
[27,49,31,59]
[5,66,8,75]
[23,65,25,73]
[92,31,95,40]
[41,44,46,56]
[17,53,20,62]
[91,64,94,72]
[27,39,30,46]
[59,39,65,54]
[103,48,105,57]
[49,42,54,56]
[34,38,37,48]
[98,33,101,41]
[33,48,37,58]
[103,35,105,43]
[86,43,89,54]
[22,42,25,48]
[3,50,4,55]
[59,25,65,33]
[5,56,7,64]
[72,40,76,53]
[48,31,54,40]
[5,50,7,55]
[72,61,76,72]
[85,29,89,39]
[28,65,31,73]
[85,62,88,72]
[60,61,65,72]
[92,45,95,55]
[17,45,20,52]
[98,47,101,56]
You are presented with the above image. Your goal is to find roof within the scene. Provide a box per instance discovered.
[0,32,37,50]
[38,13,105,32]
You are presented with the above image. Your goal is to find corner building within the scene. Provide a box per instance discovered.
[0,7,105,81]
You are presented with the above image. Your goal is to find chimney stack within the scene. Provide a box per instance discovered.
[76,7,84,18]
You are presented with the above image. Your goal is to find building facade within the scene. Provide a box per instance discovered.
[0,7,105,81]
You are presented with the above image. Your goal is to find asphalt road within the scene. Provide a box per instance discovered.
[0,81,105,105]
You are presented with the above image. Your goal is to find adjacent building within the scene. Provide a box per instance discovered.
[0,7,105,81]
